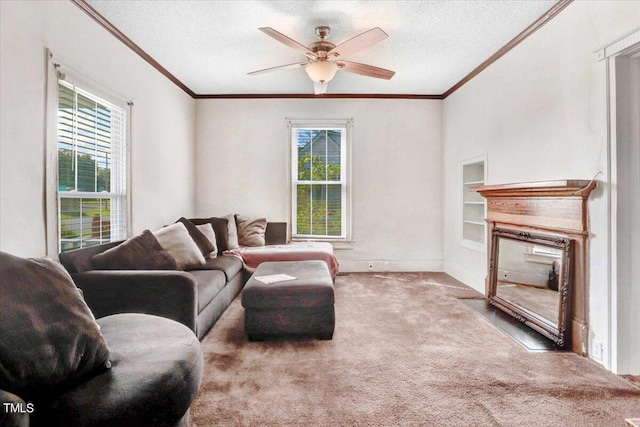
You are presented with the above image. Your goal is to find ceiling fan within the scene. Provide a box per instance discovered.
[248,26,395,95]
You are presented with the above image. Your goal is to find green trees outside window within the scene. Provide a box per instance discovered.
[57,81,127,252]
[293,128,345,238]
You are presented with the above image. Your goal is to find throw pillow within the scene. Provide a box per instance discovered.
[223,214,239,250]
[235,214,267,247]
[176,217,215,256]
[0,252,111,401]
[91,230,179,270]
[195,223,218,258]
[153,222,206,269]
[189,217,230,252]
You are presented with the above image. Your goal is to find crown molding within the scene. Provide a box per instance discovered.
[70,0,196,98]
[194,93,443,100]
[442,0,573,99]
[71,0,572,100]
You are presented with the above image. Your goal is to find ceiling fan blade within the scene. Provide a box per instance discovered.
[248,62,308,76]
[314,82,328,95]
[328,27,388,59]
[259,27,317,57]
[337,61,395,80]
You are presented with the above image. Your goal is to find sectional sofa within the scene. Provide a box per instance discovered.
[59,220,287,339]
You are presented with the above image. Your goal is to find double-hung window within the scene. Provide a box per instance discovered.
[290,119,351,241]
[55,77,129,253]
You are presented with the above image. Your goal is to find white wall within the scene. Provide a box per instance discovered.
[0,1,196,257]
[195,99,443,272]
[443,1,640,369]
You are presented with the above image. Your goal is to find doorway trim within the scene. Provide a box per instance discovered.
[597,27,640,374]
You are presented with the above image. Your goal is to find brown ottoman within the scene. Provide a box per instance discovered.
[241,261,335,340]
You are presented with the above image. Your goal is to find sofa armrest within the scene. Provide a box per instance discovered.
[0,389,29,427]
[71,271,198,334]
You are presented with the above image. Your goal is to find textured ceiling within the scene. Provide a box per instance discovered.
[85,0,558,95]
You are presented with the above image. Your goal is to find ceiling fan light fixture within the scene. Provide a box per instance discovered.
[250,26,394,94]
[305,61,338,83]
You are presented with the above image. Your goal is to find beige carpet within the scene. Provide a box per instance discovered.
[191,272,640,427]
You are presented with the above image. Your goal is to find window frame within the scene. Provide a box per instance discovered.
[288,118,353,243]
[46,52,132,256]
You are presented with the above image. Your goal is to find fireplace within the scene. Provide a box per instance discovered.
[472,180,597,354]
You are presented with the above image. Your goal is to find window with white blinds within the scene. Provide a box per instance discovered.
[290,120,350,241]
[57,80,128,252]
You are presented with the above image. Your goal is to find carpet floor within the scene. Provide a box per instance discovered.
[191,272,640,426]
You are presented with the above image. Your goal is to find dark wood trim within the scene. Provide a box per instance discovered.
[194,93,443,100]
[71,0,571,100]
[471,179,597,198]
[441,0,574,99]
[70,0,196,98]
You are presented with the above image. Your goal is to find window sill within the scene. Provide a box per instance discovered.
[291,239,355,250]
[331,240,355,250]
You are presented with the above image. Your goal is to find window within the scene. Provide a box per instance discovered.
[290,120,351,241]
[55,79,128,252]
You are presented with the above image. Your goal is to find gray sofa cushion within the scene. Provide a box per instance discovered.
[152,223,205,270]
[189,270,227,313]
[60,241,122,273]
[195,223,218,258]
[176,217,215,256]
[223,214,239,249]
[43,313,203,427]
[235,214,267,247]
[92,230,178,271]
[189,217,230,252]
[0,252,110,402]
[189,256,243,281]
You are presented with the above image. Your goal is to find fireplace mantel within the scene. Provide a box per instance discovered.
[472,179,597,355]
[472,179,596,198]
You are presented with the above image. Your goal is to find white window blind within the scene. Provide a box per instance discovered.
[57,80,128,252]
[290,120,351,241]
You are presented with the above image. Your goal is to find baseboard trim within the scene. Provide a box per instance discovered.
[571,318,589,357]
[338,260,444,273]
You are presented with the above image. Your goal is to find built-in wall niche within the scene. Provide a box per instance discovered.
[462,156,487,249]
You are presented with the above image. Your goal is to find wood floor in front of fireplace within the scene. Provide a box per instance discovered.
[461,298,563,352]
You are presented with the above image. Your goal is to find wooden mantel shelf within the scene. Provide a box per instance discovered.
[471,179,597,199]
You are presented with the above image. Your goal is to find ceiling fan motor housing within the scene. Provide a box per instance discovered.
[315,26,331,40]
[308,41,336,59]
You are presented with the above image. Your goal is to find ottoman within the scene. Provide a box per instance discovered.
[241,261,335,340]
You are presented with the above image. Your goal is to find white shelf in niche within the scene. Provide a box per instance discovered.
[462,157,487,250]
